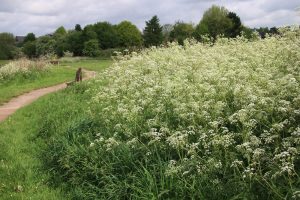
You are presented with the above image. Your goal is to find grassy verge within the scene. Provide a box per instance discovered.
[0,60,10,67]
[0,66,76,105]
[0,83,91,199]
[60,59,113,72]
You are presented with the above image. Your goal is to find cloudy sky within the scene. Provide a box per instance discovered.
[0,0,299,36]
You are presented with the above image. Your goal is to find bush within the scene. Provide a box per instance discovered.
[42,28,300,199]
[23,41,37,58]
[83,39,100,57]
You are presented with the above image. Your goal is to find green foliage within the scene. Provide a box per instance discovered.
[227,12,243,37]
[93,22,119,49]
[254,27,280,39]
[83,39,100,57]
[75,24,82,32]
[241,26,255,39]
[40,29,300,199]
[36,35,56,57]
[194,5,233,41]
[116,21,143,47]
[0,63,76,104]
[0,84,89,199]
[169,22,195,45]
[66,30,84,56]
[0,32,17,59]
[59,58,113,72]
[143,15,163,47]
[23,33,36,43]
[54,26,67,37]
[22,41,37,58]
[83,25,98,41]
[162,24,174,42]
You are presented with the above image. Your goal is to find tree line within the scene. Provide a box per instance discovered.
[0,5,280,60]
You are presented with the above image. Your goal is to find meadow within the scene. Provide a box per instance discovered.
[0,28,299,199]
[0,60,9,67]
[0,58,111,104]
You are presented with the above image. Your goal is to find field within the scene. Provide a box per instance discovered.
[0,28,299,199]
[0,59,112,104]
[0,60,9,67]
[60,58,113,72]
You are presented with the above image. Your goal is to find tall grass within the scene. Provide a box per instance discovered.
[0,58,50,81]
[0,83,92,199]
[37,28,300,199]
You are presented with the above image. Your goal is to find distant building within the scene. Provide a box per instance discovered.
[15,36,25,43]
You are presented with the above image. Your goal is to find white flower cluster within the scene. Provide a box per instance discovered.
[0,58,50,80]
[89,28,300,189]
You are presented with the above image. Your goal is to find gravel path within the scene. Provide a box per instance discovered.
[0,69,96,122]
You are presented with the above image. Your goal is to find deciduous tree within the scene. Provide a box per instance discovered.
[116,21,143,47]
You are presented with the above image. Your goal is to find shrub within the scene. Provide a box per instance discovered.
[83,39,100,57]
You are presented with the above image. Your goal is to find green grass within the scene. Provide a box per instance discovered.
[0,66,76,105]
[0,60,113,199]
[0,60,10,67]
[60,59,113,72]
[0,84,91,199]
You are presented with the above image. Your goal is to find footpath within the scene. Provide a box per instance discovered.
[0,69,96,122]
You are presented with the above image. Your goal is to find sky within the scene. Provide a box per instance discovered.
[0,0,299,36]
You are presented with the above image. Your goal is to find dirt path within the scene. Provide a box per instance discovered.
[0,69,96,122]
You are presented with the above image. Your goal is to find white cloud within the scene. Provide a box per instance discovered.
[0,0,299,36]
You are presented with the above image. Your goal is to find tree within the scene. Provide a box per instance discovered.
[143,15,163,47]
[36,35,56,57]
[83,25,98,41]
[54,26,67,36]
[0,32,17,59]
[66,30,84,56]
[55,36,68,57]
[269,27,279,35]
[93,22,119,49]
[116,21,143,47]
[23,33,36,43]
[75,24,82,32]
[50,27,68,57]
[227,12,242,37]
[194,5,233,41]
[83,39,100,57]
[255,27,269,39]
[23,41,36,58]
[241,26,254,39]
[169,22,195,45]
[162,24,174,43]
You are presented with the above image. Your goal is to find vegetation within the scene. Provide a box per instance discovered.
[0,59,76,104]
[1,5,285,60]
[34,28,299,199]
[194,5,233,41]
[0,60,9,67]
[143,15,164,47]
[0,58,112,104]
[0,84,90,199]
[0,33,18,59]
[170,22,195,45]
[0,58,50,81]
[0,7,298,199]
[83,39,100,57]
[60,58,113,72]
[116,21,143,47]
